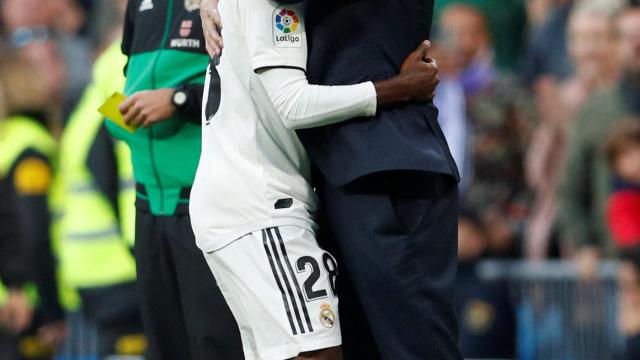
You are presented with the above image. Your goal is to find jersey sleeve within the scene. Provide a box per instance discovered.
[239,0,307,72]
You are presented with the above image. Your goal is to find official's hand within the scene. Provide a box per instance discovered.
[200,0,223,58]
[0,289,33,334]
[399,40,439,102]
[119,89,175,128]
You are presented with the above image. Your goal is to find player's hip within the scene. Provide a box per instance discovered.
[202,225,341,359]
[189,211,319,253]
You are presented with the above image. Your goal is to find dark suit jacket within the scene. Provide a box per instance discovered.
[299,0,459,186]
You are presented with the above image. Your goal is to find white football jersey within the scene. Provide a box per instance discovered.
[190,0,317,252]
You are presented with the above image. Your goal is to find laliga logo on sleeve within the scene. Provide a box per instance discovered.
[273,8,302,48]
[275,9,299,33]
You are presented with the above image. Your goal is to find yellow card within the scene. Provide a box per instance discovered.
[98,92,136,133]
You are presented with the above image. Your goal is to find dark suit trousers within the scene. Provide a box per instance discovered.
[318,171,462,360]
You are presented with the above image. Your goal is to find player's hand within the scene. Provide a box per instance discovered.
[119,88,175,128]
[0,289,33,334]
[200,0,223,58]
[399,40,439,102]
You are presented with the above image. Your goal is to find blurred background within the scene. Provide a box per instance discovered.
[1,0,640,359]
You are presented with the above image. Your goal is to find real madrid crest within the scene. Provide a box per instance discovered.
[319,304,336,329]
[184,0,199,12]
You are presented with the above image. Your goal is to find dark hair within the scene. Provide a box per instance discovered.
[604,118,640,167]
[620,244,640,268]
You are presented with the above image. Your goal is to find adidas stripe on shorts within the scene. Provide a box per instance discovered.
[203,226,341,360]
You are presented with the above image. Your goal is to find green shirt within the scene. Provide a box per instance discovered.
[106,0,210,215]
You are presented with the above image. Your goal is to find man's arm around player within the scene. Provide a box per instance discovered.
[201,0,439,126]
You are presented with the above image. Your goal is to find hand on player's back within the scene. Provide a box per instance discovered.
[374,40,439,107]
[399,40,439,102]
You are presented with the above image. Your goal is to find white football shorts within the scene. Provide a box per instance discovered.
[202,226,341,360]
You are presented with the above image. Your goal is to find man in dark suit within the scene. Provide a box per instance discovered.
[298,2,462,359]
[200,1,461,359]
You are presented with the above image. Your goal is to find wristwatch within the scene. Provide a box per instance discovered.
[172,86,188,113]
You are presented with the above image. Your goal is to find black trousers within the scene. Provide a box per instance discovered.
[318,171,462,360]
[134,208,243,360]
[79,281,143,356]
[0,331,18,360]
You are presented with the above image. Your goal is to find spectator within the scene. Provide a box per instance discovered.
[434,0,528,71]
[523,0,627,83]
[455,213,516,359]
[604,119,640,250]
[55,39,143,358]
[1,0,92,121]
[432,41,469,185]
[53,1,143,353]
[522,0,575,83]
[558,5,640,277]
[0,51,65,359]
[526,0,558,27]
[438,3,535,257]
[525,0,621,259]
[603,119,640,359]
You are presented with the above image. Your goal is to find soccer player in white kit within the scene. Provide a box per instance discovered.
[190,0,439,359]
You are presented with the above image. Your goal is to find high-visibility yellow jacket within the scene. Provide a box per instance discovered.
[55,41,136,292]
[0,116,56,305]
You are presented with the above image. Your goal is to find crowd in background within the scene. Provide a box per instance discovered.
[432,0,640,358]
[0,0,640,359]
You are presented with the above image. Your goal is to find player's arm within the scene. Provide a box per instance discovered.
[258,41,439,130]
[244,0,438,130]
[257,68,376,130]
